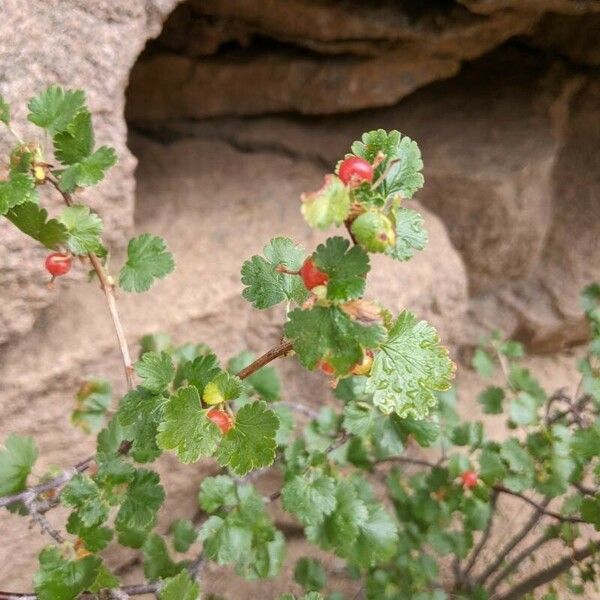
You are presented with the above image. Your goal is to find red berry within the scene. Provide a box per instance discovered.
[461,470,478,489]
[207,408,234,434]
[318,360,335,376]
[299,257,328,290]
[45,252,72,277]
[338,156,374,186]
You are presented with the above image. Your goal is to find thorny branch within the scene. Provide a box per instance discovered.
[0,338,297,512]
[47,175,135,390]
[496,540,600,600]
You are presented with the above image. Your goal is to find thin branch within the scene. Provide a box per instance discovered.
[496,540,600,600]
[488,532,552,593]
[477,497,551,586]
[462,490,499,579]
[236,340,293,380]
[494,486,585,524]
[27,499,64,545]
[47,175,135,390]
[0,458,92,509]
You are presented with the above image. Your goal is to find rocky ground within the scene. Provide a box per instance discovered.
[1,0,599,596]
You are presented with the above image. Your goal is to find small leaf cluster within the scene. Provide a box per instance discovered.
[0,87,174,292]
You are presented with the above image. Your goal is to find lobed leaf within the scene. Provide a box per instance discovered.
[313,236,370,301]
[216,401,279,476]
[57,146,117,192]
[53,109,94,165]
[159,571,201,600]
[0,172,37,216]
[300,174,350,230]
[284,305,386,375]
[386,207,428,261]
[27,86,86,136]
[351,129,424,199]
[33,547,101,600]
[58,204,103,255]
[119,233,174,293]
[0,434,38,497]
[5,202,67,249]
[156,386,221,464]
[241,237,308,309]
[366,311,455,418]
[135,351,175,393]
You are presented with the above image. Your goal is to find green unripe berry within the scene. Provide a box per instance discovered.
[351,210,396,253]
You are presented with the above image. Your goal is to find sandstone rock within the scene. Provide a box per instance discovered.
[127,0,537,120]
[136,45,600,351]
[0,0,181,345]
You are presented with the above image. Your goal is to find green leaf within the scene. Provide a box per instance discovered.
[282,474,337,526]
[301,175,351,230]
[115,468,165,548]
[581,496,600,530]
[509,365,546,402]
[27,86,86,135]
[472,348,495,378]
[571,424,600,460]
[294,557,326,592]
[199,515,252,565]
[478,448,507,485]
[61,474,108,528]
[203,372,244,405]
[387,207,428,261]
[135,351,175,393]
[350,502,399,567]
[53,109,94,165]
[65,513,113,552]
[71,379,112,434]
[156,386,221,463]
[0,94,9,125]
[306,480,369,554]
[313,236,370,301]
[241,237,308,309]
[171,518,198,553]
[119,233,175,293]
[500,438,535,492]
[143,533,185,581]
[117,387,164,463]
[216,401,279,476]
[181,353,221,395]
[89,563,119,593]
[285,305,386,375]
[0,434,38,497]
[58,204,103,255]
[0,172,37,215]
[33,547,101,600]
[366,310,455,418]
[159,571,201,600]
[477,386,505,415]
[198,475,239,512]
[351,129,424,198]
[5,202,68,249]
[57,146,117,192]
[510,392,539,426]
